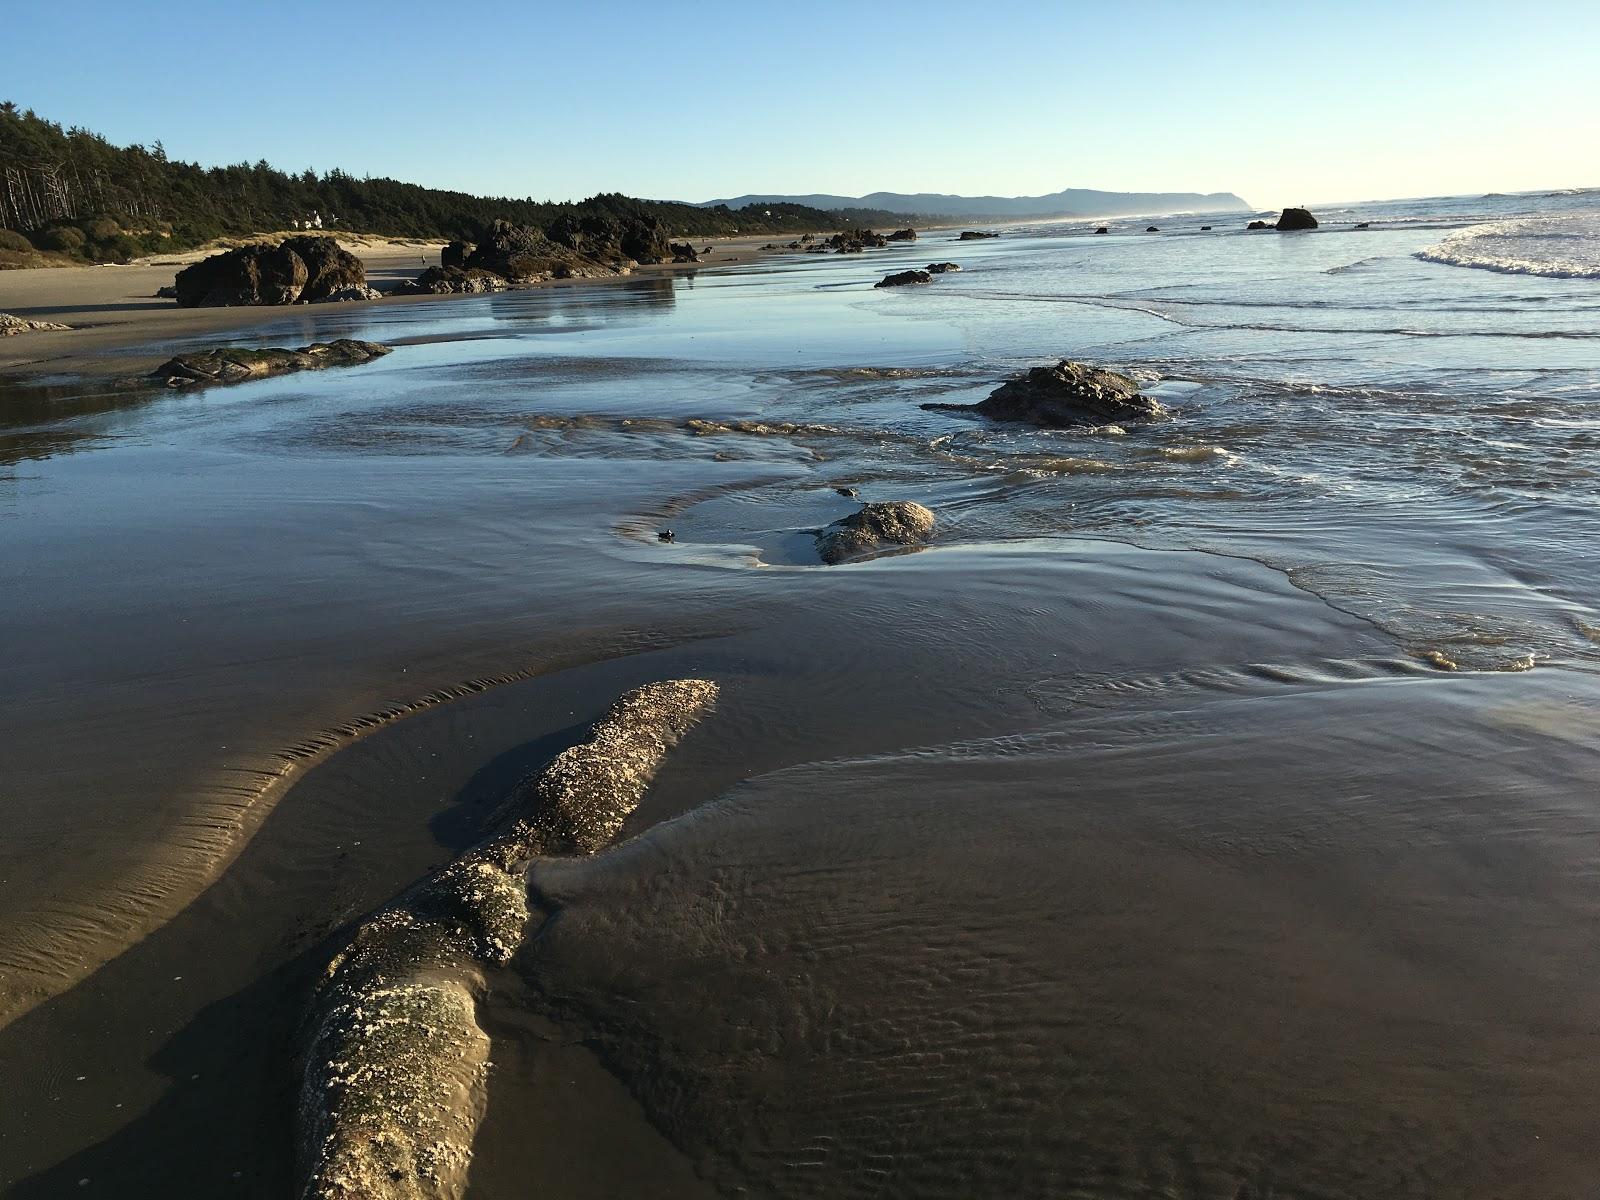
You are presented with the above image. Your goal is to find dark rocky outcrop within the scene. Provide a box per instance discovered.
[922,359,1166,428]
[1145,226,1160,233]
[1201,225,1212,231]
[441,240,475,270]
[1276,207,1318,231]
[174,241,303,307]
[875,269,933,288]
[1247,220,1273,230]
[926,262,961,273]
[394,266,509,295]
[669,242,700,263]
[1353,222,1371,230]
[545,212,672,265]
[289,236,367,299]
[150,339,391,387]
[815,501,935,565]
[172,236,368,307]
[958,230,999,240]
[1095,226,1108,235]
[886,228,917,242]
[465,219,624,282]
[828,229,889,253]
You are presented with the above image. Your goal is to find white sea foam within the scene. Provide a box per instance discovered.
[1417,213,1600,279]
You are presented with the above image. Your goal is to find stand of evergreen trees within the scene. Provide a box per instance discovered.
[0,102,927,264]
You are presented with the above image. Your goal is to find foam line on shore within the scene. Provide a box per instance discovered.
[0,628,720,1031]
[297,679,718,1199]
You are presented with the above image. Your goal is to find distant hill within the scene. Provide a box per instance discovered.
[698,187,1252,220]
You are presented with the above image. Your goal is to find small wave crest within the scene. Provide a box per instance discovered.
[1417,213,1600,279]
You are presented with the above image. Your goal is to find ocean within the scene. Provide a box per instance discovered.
[2,188,1599,1196]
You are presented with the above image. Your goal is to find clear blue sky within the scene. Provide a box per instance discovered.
[4,0,1596,210]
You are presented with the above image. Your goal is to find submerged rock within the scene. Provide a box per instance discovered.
[0,312,70,335]
[926,261,961,273]
[1146,225,1160,232]
[958,230,999,240]
[1354,221,1371,230]
[1095,226,1108,235]
[1247,219,1273,230]
[875,269,933,288]
[923,359,1166,428]
[149,338,391,387]
[1277,207,1319,231]
[816,501,936,565]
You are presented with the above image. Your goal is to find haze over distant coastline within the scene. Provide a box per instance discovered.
[696,187,1252,221]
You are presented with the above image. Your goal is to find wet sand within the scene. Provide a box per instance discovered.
[0,539,1393,1194]
[11,538,1599,1197]
[3,217,1599,1196]
[0,233,781,379]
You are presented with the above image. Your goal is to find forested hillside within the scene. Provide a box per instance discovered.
[0,103,917,264]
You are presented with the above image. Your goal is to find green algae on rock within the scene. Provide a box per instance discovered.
[150,339,392,388]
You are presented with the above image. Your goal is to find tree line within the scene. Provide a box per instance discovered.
[0,102,930,264]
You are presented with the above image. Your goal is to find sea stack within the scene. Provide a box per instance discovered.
[1277,207,1319,231]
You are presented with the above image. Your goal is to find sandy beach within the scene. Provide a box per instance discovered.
[0,232,784,379]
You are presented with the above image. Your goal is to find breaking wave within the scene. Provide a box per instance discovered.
[1417,213,1600,279]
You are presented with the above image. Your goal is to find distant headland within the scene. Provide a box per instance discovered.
[696,188,1252,221]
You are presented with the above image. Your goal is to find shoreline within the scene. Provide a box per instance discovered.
[0,231,788,381]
